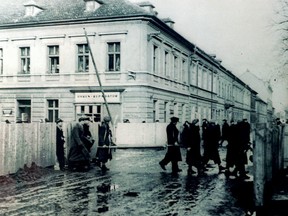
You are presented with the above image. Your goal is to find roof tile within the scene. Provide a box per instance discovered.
[0,0,152,25]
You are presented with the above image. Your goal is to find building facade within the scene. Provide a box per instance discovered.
[0,0,259,124]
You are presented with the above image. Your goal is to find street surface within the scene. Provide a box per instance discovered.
[0,147,254,216]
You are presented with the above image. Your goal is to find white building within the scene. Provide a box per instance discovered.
[0,0,256,124]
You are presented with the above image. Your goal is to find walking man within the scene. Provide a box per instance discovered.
[186,119,203,175]
[96,116,113,172]
[159,117,182,174]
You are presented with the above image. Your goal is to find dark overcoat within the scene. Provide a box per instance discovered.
[56,126,65,168]
[96,122,112,163]
[165,122,182,162]
[67,122,90,163]
[186,124,201,166]
[226,124,238,167]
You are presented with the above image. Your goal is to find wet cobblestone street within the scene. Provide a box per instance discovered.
[0,147,255,216]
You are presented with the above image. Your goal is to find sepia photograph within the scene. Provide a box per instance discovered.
[0,0,288,215]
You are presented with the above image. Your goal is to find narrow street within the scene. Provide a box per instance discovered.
[0,147,254,216]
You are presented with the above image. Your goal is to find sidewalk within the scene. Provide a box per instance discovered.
[0,147,254,216]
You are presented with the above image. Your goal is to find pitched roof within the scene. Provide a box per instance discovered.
[0,0,151,25]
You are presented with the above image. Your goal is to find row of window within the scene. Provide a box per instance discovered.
[0,42,120,75]
[151,43,248,102]
[14,100,103,123]
[152,44,188,83]
[152,100,229,123]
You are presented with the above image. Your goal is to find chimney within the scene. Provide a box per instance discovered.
[23,0,44,17]
[138,2,156,15]
[84,0,104,12]
[162,18,175,29]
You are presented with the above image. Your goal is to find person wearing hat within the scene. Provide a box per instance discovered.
[67,116,91,171]
[159,116,182,174]
[56,118,65,171]
[96,116,113,171]
[202,120,225,173]
[186,119,204,175]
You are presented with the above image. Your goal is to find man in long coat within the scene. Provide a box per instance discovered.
[225,120,238,175]
[159,116,182,174]
[234,119,250,179]
[67,116,91,171]
[202,120,225,173]
[96,116,113,171]
[186,119,203,175]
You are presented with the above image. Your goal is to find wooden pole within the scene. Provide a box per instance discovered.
[83,28,113,127]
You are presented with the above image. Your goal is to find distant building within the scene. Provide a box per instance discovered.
[241,70,274,125]
[0,0,257,123]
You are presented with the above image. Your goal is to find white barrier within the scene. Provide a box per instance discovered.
[115,123,167,147]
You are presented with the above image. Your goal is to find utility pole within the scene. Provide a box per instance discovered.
[83,28,113,127]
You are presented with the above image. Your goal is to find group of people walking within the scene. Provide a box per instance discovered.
[56,114,251,179]
[160,116,251,179]
[56,115,114,172]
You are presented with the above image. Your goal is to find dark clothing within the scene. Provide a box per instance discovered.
[234,121,251,175]
[160,122,182,173]
[186,124,202,168]
[96,122,113,163]
[226,124,238,168]
[56,126,65,170]
[221,122,229,140]
[82,124,94,152]
[219,122,229,146]
[180,123,190,147]
[203,123,221,165]
[202,121,209,141]
[67,122,90,169]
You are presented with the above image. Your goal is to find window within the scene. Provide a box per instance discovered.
[17,100,31,123]
[48,46,59,73]
[20,47,30,74]
[164,51,169,77]
[173,55,178,80]
[164,101,168,122]
[182,59,187,83]
[153,100,159,122]
[77,44,89,72]
[0,48,2,75]
[152,45,159,74]
[174,103,178,117]
[203,69,207,90]
[181,104,186,123]
[198,66,202,88]
[47,100,59,122]
[207,72,212,91]
[76,105,101,122]
[190,62,197,86]
[108,42,120,71]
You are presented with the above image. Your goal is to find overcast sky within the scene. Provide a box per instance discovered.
[130,0,287,112]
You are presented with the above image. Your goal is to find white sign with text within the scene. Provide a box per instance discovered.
[75,92,120,103]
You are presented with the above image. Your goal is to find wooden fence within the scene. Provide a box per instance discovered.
[0,122,168,176]
[253,124,285,208]
[0,123,56,176]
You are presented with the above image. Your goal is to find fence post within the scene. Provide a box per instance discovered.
[254,125,266,208]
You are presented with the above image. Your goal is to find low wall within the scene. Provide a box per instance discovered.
[0,123,56,176]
